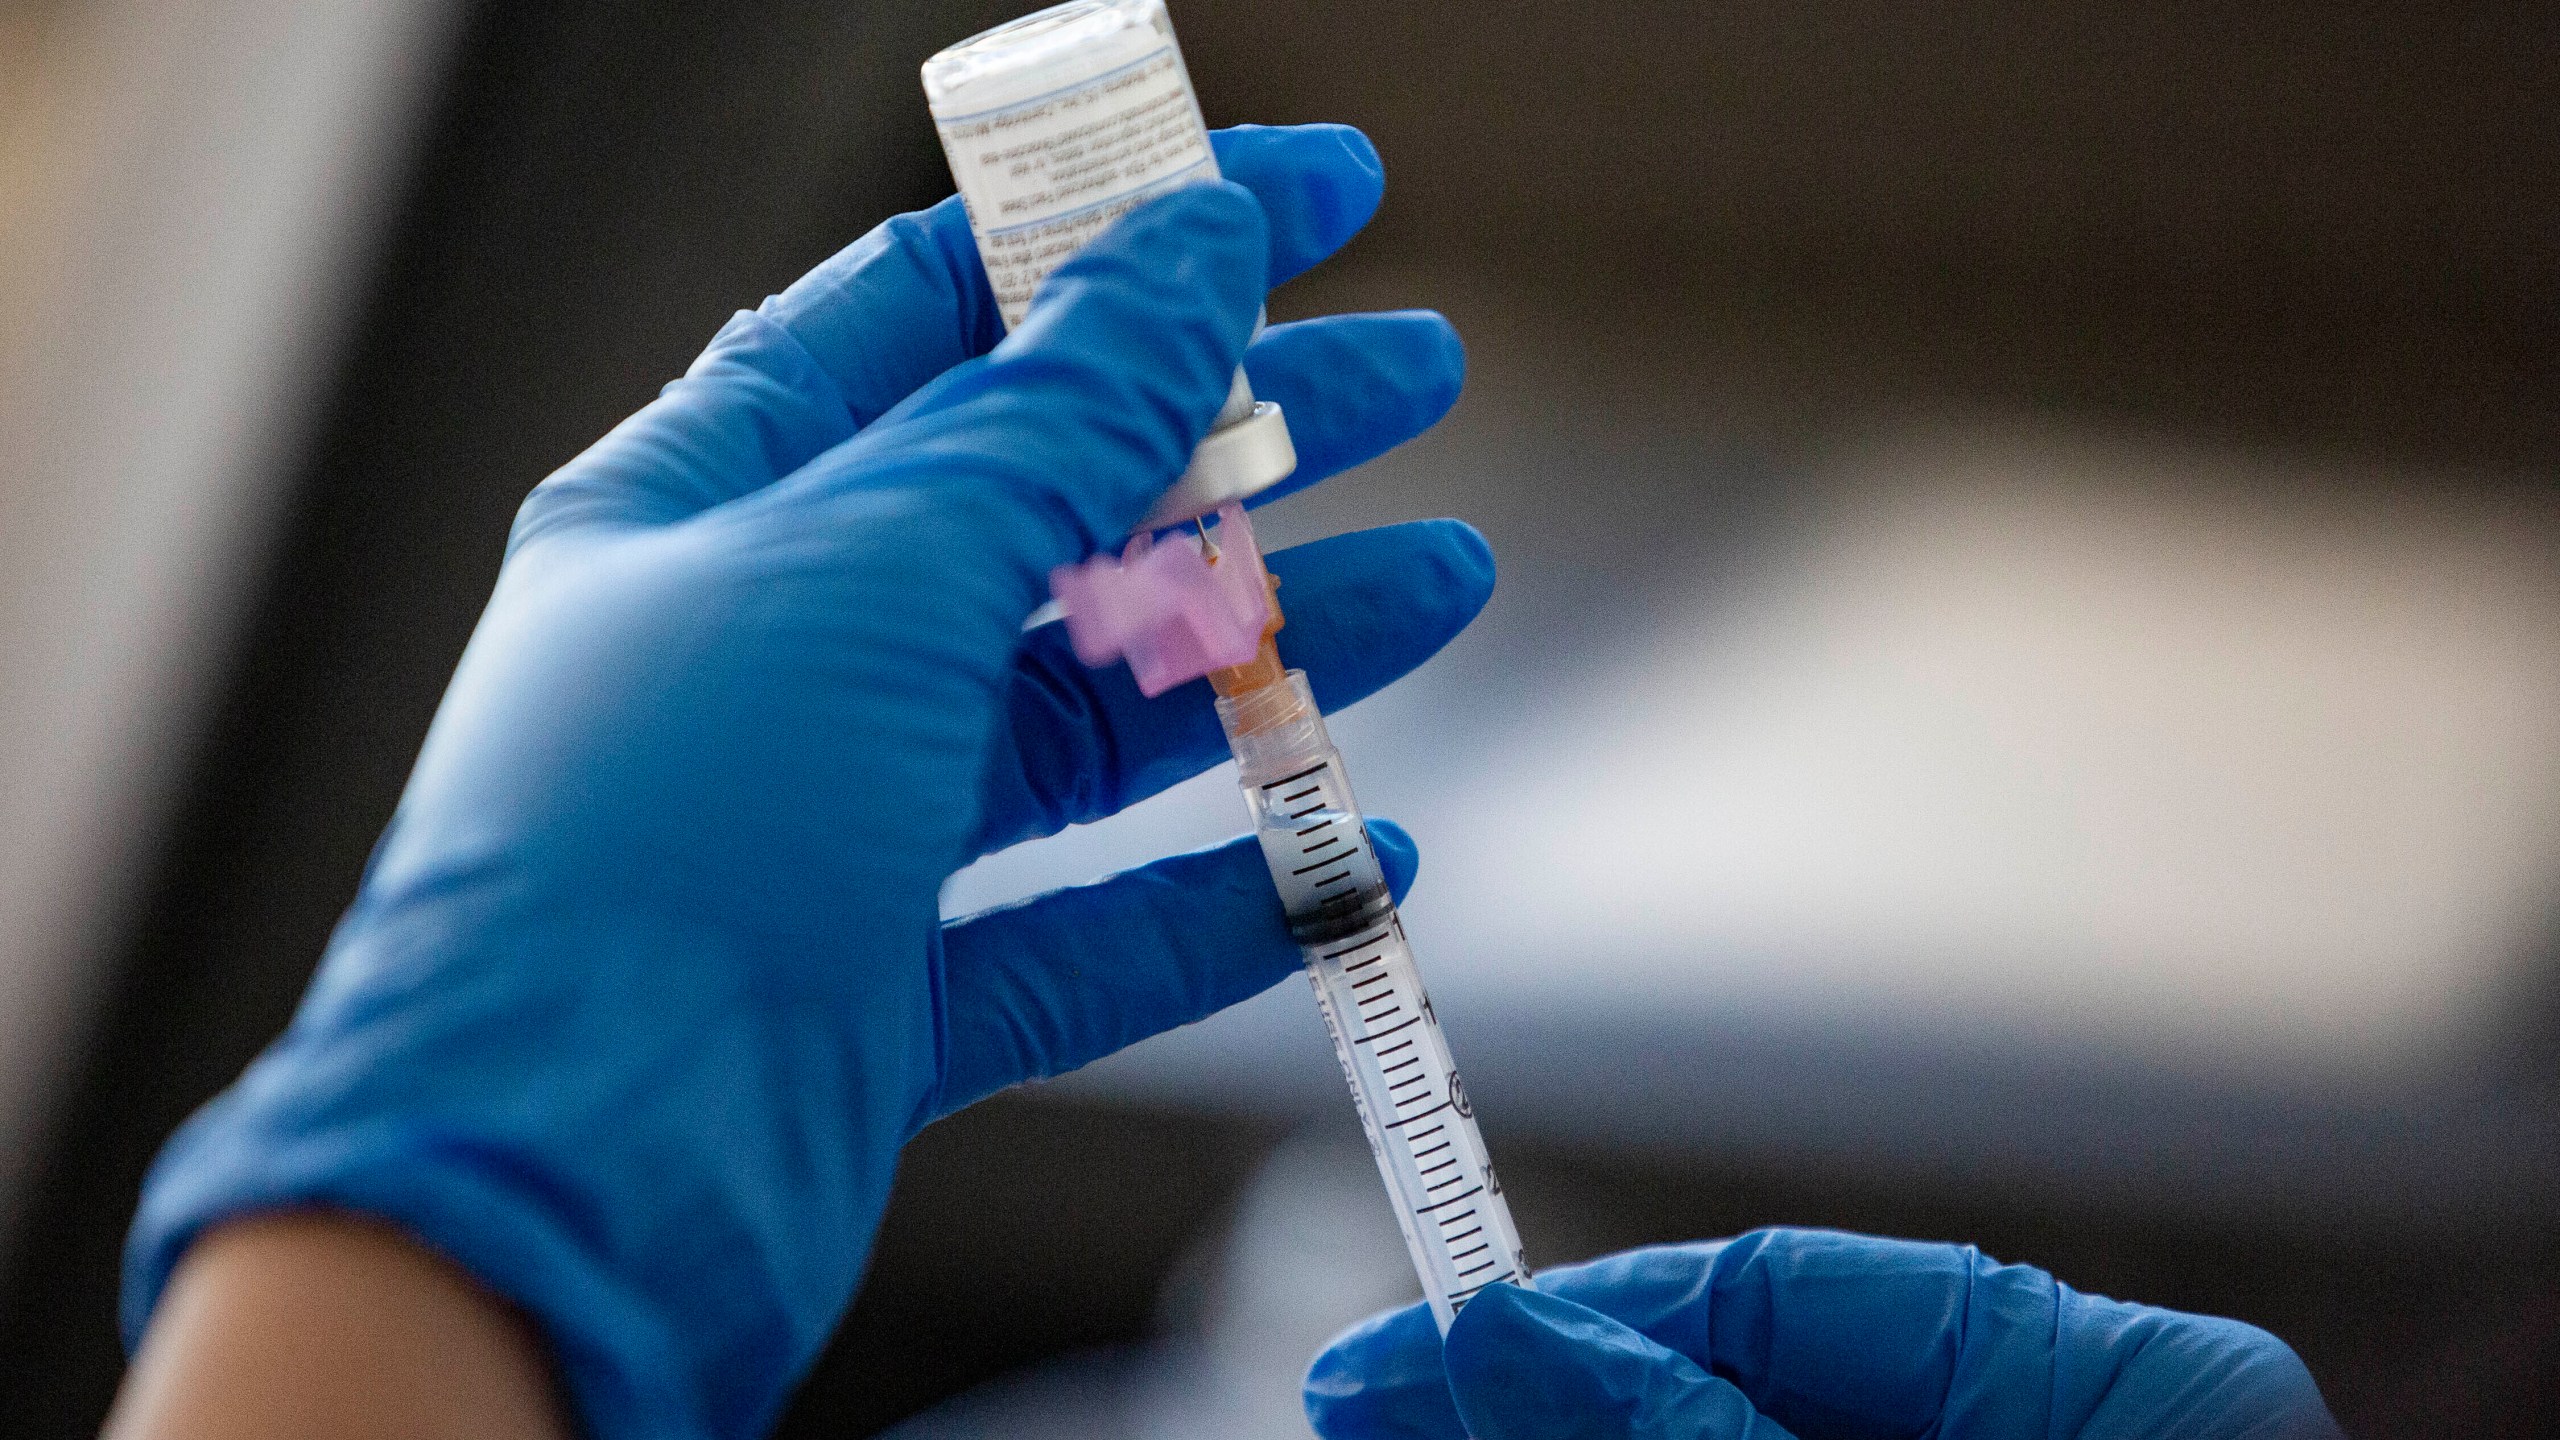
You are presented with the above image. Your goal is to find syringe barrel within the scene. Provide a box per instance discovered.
[1219,674,1532,1329]
[1218,676,1393,943]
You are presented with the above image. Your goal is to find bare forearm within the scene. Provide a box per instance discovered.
[107,1213,570,1440]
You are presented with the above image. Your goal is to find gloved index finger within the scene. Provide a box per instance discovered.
[761,123,1387,431]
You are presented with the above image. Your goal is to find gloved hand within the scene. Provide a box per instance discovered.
[122,123,1492,1440]
[1306,1229,2342,1440]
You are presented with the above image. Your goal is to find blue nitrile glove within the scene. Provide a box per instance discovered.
[1306,1229,2343,1440]
[121,124,1492,1440]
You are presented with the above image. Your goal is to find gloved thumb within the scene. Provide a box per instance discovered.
[1444,1284,1800,1440]
[793,181,1268,576]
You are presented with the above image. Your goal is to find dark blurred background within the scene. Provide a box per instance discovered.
[2,0,2556,1434]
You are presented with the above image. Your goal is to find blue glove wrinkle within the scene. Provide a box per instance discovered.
[1445,1284,1798,1440]
[1538,1241,1728,1357]
[668,309,861,468]
[2052,1288,2341,1440]
[970,521,1495,857]
[2053,1292,2174,1439]
[1929,1247,2064,1440]
[762,197,1001,427]
[512,310,864,551]
[1694,1229,1971,1440]
[1935,1245,2099,1434]
[1240,312,1467,511]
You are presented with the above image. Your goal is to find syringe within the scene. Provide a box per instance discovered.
[1205,555,1531,1328]
[923,0,1530,1328]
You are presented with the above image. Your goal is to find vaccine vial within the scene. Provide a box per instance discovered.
[922,0,1215,328]
[922,0,1293,527]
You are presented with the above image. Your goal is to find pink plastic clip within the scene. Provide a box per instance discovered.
[1050,502,1272,697]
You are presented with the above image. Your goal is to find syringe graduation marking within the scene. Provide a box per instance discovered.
[1260,763,1327,790]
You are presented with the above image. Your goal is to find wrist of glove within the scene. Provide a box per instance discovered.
[1306,1228,2343,1440]
[122,123,1488,1440]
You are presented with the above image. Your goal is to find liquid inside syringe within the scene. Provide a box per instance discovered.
[1213,574,1530,1329]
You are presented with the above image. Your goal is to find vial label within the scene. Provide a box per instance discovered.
[931,47,1213,328]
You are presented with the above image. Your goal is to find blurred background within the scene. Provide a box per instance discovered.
[3,0,2556,1432]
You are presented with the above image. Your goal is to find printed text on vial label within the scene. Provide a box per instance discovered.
[937,51,1209,326]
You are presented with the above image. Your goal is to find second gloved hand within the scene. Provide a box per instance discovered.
[121,125,1490,1440]
[1307,1229,2343,1440]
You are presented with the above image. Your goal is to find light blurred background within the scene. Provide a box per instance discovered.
[3,0,2555,1434]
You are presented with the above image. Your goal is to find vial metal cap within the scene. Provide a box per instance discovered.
[1140,399,1296,529]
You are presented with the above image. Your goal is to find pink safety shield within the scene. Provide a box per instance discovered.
[1049,503,1272,696]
